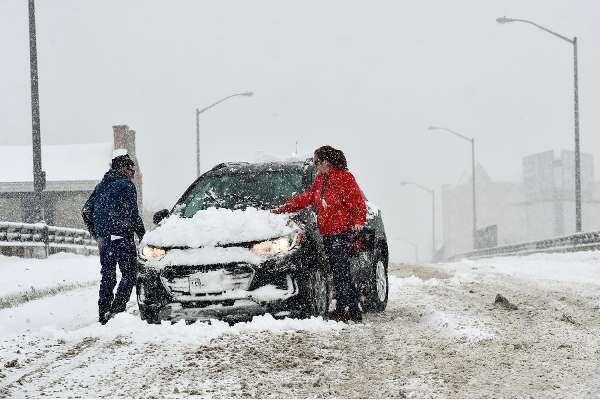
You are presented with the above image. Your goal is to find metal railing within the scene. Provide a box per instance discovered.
[0,221,98,258]
[447,230,600,261]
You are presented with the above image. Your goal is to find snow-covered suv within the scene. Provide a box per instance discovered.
[136,159,389,323]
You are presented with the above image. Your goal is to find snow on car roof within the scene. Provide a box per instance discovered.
[205,160,309,176]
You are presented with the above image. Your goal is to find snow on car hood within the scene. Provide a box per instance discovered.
[142,207,295,249]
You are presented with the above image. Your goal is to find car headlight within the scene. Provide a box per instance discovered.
[250,233,304,255]
[140,245,166,260]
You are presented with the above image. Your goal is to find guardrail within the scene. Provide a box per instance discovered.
[0,221,98,258]
[447,230,600,261]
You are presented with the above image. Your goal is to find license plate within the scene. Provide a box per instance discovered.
[189,270,225,294]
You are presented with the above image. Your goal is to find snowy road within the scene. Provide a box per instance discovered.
[1,253,600,398]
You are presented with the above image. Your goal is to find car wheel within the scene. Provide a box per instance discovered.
[298,267,329,318]
[363,249,388,312]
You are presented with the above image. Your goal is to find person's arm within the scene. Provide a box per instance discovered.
[272,178,318,214]
[125,182,146,240]
[343,172,367,230]
[81,188,97,239]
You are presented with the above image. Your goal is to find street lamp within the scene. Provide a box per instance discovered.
[496,16,582,232]
[428,126,477,249]
[399,181,436,261]
[195,91,254,177]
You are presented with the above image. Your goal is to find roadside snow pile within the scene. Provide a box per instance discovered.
[388,275,443,298]
[387,275,493,341]
[446,251,600,286]
[0,287,98,336]
[143,207,294,248]
[422,309,494,342]
[0,253,99,298]
[45,313,350,345]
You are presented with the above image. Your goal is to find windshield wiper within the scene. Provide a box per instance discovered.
[202,190,224,207]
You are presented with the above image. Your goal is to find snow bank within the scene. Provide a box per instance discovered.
[43,313,350,345]
[0,287,99,336]
[388,276,493,341]
[422,309,493,341]
[143,207,294,248]
[446,251,600,286]
[387,275,444,299]
[0,253,99,297]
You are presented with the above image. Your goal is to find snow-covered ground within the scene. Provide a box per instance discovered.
[0,253,99,298]
[1,251,599,398]
[446,251,600,286]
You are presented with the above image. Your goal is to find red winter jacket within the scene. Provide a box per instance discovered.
[276,168,367,236]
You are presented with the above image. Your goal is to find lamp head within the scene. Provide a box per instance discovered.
[427,126,441,131]
[496,16,513,24]
[241,91,254,97]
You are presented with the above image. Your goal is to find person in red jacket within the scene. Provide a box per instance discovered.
[273,145,366,322]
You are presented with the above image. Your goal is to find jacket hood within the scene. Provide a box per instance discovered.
[101,169,129,185]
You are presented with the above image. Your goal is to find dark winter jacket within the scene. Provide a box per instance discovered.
[275,168,366,236]
[82,169,145,241]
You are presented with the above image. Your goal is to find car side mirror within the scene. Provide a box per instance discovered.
[153,209,169,225]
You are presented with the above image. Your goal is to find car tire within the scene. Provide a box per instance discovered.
[297,267,329,318]
[363,248,388,312]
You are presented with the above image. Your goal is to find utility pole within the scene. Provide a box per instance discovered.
[28,0,45,222]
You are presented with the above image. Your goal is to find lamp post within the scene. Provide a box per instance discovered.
[496,16,582,232]
[399,181,436,261]
[428,126,477,249]
[28,0,45,222]
[195,91,253,177]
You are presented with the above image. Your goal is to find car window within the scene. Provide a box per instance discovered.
[179,171,303,217]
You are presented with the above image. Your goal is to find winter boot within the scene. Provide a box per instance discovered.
[99,311,114,325]
[329,309,349,323]
[348,305,363,323]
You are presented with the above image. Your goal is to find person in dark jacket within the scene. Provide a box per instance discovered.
[82,152,145,325]
[273,145,367,322]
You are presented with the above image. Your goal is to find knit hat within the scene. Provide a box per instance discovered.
[111,150,135,170]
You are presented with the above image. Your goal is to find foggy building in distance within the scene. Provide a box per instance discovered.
[521,150,597,238]
[441,165,526,259]
[441,150,600,259]
[0,125,143,229]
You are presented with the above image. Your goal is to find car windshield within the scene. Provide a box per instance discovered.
[178,170,303,217]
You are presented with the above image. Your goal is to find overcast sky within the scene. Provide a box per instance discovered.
[1,0,599,261]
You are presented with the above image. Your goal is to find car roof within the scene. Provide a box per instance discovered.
[203,160,312,176]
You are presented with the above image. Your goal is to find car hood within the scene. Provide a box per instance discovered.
[142,207,296,249]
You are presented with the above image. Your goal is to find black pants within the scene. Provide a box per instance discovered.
[98,237,137,318]
[322,231,360,312]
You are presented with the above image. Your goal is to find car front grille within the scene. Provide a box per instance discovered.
[160,263,255,298]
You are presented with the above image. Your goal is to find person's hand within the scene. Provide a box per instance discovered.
[270,208,282,214]
[352,224,363,234]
